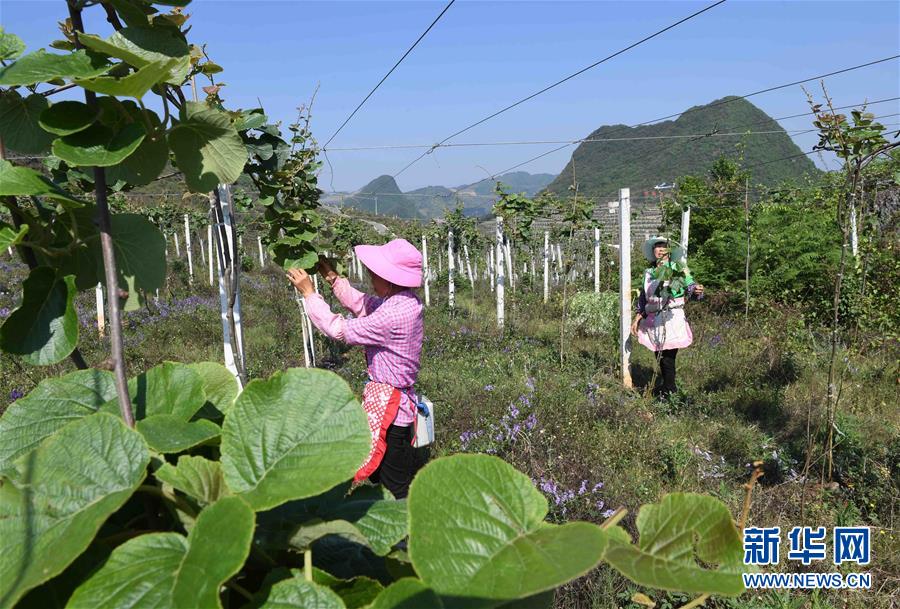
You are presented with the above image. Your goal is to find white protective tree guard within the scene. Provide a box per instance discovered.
[464,244,474,288]
[184,214,193,283]
[504,238,514,291]
[681,206,691,257]
[618,188,632,389]
[495,217,505,329]
[257,235,265,267]
[850,202,859,258]
[95,282,105,338]
[174,232,181,257]
[207,224,214,286]
[543,232,550,302]
[421,235,431,306]
[213,185,246,389]
[488,247,495,293]
[447,229,455,308]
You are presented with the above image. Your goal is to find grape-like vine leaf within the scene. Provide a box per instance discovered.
[155,455,231,506]
[168,101,247,193]
[75,58,180,99]
[0,90,53,153]
[220,368,370,510]
[38,100,100,136]
[66,496,255,609]
[0,369,116,475]
[0,268,78,366]
[76,25,190,85]
[603,493,745,596]
[0,413,149,609]
[51,122,146,167]
[0,49,111,86]
[0,160,85,206]
[0,27,25,61]
[408,454,608,602]
[258,577,347,609]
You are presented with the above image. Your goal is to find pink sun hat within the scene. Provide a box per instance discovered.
[354,239,422,288]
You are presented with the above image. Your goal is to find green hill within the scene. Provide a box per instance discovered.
[544,96,820,199]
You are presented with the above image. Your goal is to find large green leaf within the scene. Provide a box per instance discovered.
[75,58,179,99]
[313,570,383,609]
[77,25,190,84]
[0,160,85,206]
[408,454,608,601]
[0,49,110,86]
[0,222,28,251]
[66,496,255,609]
[0,90,53,153]
[0,369,116,475]
[99,361,213,452]
[52,122,145,167]
[155,455,231,506]
[0,268,78,366]
[38,100,100,136]
[0,27,25,61]
[603,493,745,596]
[328,486,407,556]
[135,415,221,453]
[259,578,346,609]
[220,368,370,511]
[104,102,167,186]
[188,361,240,418]
[369,579,443,609]
[168,102,246,192]
[0,413,149,609]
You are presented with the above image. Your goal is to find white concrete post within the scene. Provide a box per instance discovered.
[95,282,105,338]
[495,217,505,328]
[619,188,632,389]
[174,232,181,257]
[184,214,193,284]
[422,235,431,306]
[207,224,214,286]
[447,229,455,308]
[543,231,549,303]
[464,244,474,288]
[681,206,691,258]
[488,247,495,293]
[257,235,265,267]
[594,227,600,293]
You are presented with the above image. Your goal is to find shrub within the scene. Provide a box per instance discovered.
[568,291,619,338]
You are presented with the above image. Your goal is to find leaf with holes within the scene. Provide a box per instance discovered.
[0,90,53,153]
[66,496,254,609]
[603,493,745,596]
[0,49,111,86]
[0,268,78,366]
[0,413,149,609]
[168,102,246,193]
[0,369,116,475]
[408,454,609,602]
[220,368,370,510]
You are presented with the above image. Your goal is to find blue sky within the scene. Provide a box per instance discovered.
[2,1,898,192]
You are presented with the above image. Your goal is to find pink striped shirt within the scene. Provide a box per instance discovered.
[303,278,424,426]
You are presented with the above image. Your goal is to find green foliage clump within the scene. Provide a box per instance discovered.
[568,291,618,338]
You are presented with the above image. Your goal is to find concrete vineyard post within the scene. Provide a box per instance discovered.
[174,232,181,257]
[257,235,265,267]
[207,224,214,286]
[594,227,600,293]
[543,231,550,303]
[447,229,455,308]
[199,237,206,266]
[356,251,363,281]
[422,235,431,306]
[619,188,633,389]
[496,217,505,329]
[504,238,514,292]
[464,244,474,288]
[681,205,691,257]
[95,282,105,339]
[488,247,495,293]
[184,214,193,284]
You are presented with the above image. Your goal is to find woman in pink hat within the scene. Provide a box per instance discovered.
[286,238,424,499]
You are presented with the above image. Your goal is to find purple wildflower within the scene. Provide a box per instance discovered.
[709,334,723,347]
[9,388,24,401]
[525,377,535,392]
[524,413,538,431]
[602,508,616,519]
[0,307,10,318]
[483,384,494,392]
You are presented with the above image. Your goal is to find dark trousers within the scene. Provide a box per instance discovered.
[370,424,414,499]
[658,348,678,396]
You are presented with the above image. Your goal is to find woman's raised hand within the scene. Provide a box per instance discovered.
[286,268,315,296]
[317,255,339,285]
